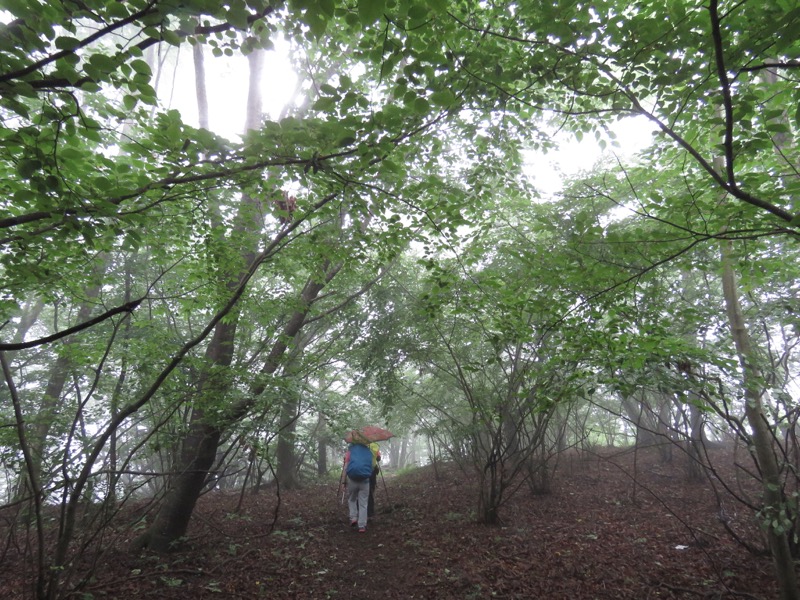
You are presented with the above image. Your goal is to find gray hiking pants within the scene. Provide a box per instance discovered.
[347,476,370,528]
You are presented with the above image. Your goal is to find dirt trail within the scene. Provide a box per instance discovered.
[0,450,781,599]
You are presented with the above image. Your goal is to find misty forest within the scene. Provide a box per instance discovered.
[1,0,800,598]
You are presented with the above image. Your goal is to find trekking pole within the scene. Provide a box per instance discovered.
[379,467,390,504]
[338,459,346,504]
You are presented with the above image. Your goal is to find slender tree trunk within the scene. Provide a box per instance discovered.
[720,237,799,600]
[1,352,47,599]
[686,397,705,482]
[17,262,107,502]
[316,413,328,476]
[656,395,673,463]
[389,438,400,467]
[193,34,209,131]
[12,298,44,344]
[398,437,408,468]
[107,255,134,504]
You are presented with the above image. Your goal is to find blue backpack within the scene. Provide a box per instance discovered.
[346,444,374,481]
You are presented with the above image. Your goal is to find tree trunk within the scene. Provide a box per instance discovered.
[398,437,408,468]
[316,413,328,476]
[12,298,44,344]
[193,34,209,131]
[389,438,401,467]
[17,263,107,502]
[138,50,267,552]
[721,237,799,600]
[138,262,341,551]
[686,397,705,482]
[621,394,657,447]
[275,327,318,489]
[275,363,303,490]
[107,255,135,504]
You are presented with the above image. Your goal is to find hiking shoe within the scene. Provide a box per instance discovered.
[358,527,366,533]
[350,520,357,528]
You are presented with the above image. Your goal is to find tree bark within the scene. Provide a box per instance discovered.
[138,260,341,551]
[137,50,267,553]
[720,237,799,600]
[12,298,44,344]
[275,330,315,490]
[193,34,209,131]
[685,397,706,482]
[316,413,328,476]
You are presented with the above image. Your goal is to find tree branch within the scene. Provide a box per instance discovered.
[708,0,736,188]
[8,4,277,91]
[0,1,159,85]
[0,298,143,351]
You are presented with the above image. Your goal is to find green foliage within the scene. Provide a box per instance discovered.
[2,0,800,594]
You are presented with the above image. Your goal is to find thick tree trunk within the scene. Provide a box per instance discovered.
[138,50,267,552]
[148,423,222,550]
[275,393,301,490]
[275,330,315,490]
[621,395,658,447]
[138,268,339,551]
[141,319,239,552]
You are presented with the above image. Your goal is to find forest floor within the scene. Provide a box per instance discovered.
[1,445,784,599]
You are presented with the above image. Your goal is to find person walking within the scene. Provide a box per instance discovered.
[344,443,374,532]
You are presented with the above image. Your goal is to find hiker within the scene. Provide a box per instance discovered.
[344,443,374,532]
[368,442,381,518]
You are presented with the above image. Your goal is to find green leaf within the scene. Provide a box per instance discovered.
[106,2,129,19]
[318,0,335,17]
[306,12,329,37]
[130,59,152,76]
[227,2,249,29]
[80,81,101,92]
[430,89,457,107]
[17,158,42,179]
[358,0,385,25]
[93,176,113,191]
[59,147,85,161]
[408,4,430,21]
[313,96,336,112]
[413,97,430,114]
[320,83,338,95]
[12,188,36,204]
[45,175,61,190]
[54,36,81,51]
[88,53,118,74]
[162,29,182,46]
